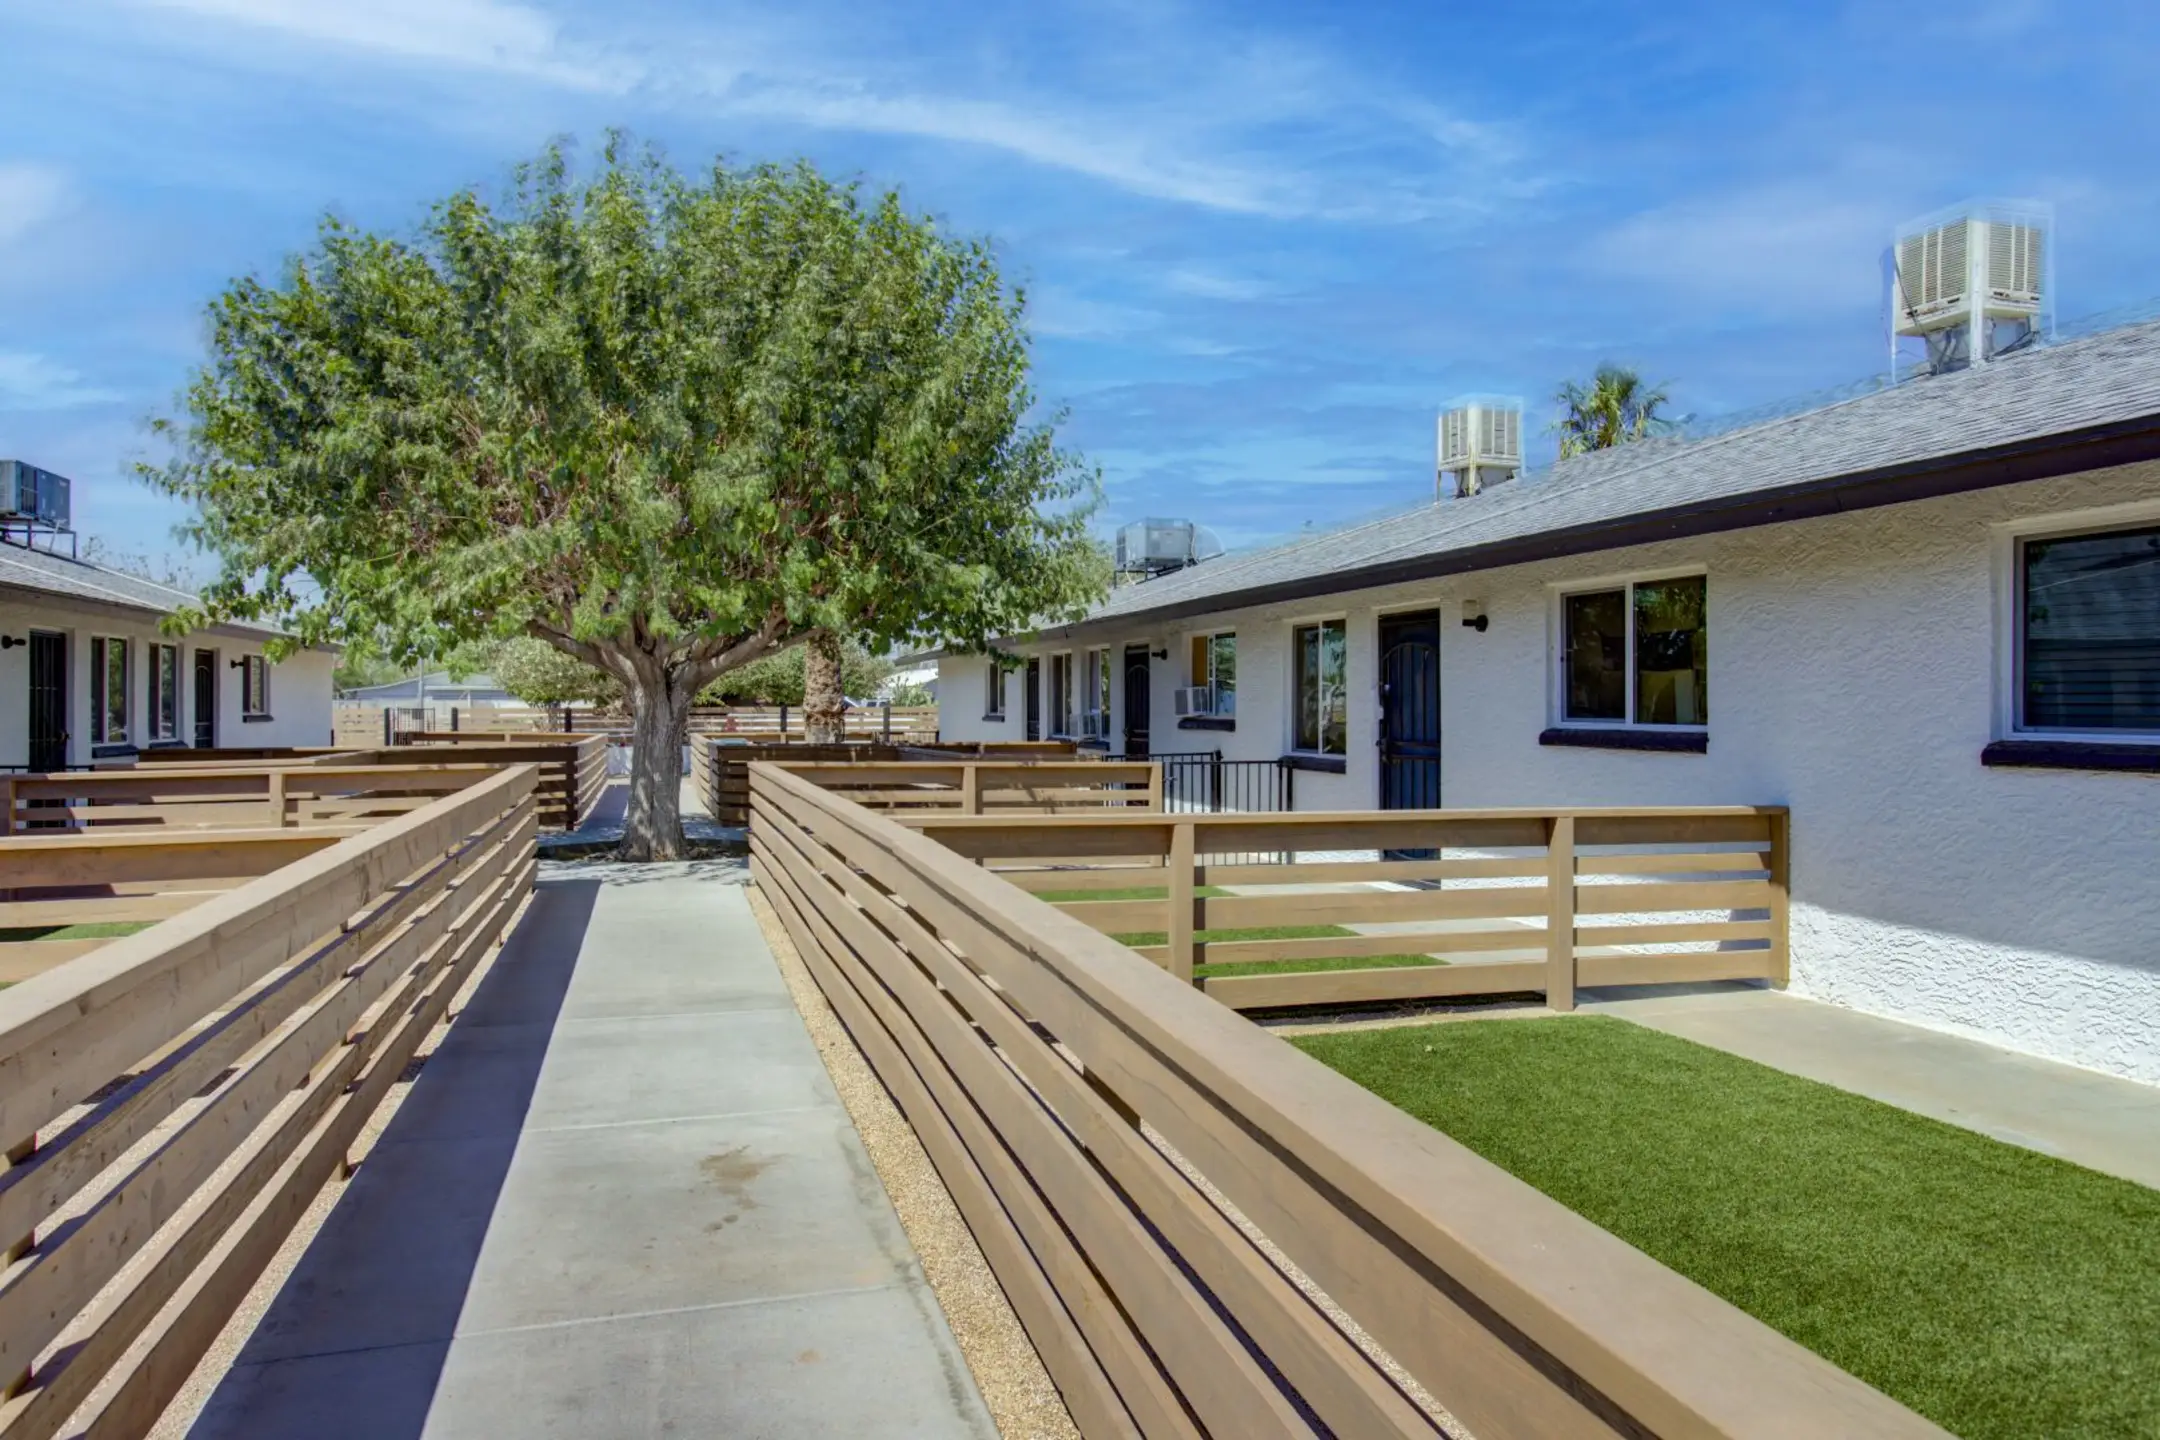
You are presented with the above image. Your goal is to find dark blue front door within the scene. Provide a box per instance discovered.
[1378,610,1440,810]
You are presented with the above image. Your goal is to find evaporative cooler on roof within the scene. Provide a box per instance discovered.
[1436,396,1522,499]
[1889,200,2052,378]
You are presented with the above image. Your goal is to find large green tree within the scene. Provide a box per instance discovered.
[149,138,1103,857]
[1550,363,1672,458]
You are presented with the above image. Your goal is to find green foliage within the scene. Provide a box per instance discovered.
[883,678,934,707]
[1551,363,1672,457]
[1297,1016,2160,1440]
[483,635,624,707]
[144,134,1107,853]
[697,639,887,705]
[144,132,1102,689]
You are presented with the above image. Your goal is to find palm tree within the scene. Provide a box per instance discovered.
[1550,364,1672,458]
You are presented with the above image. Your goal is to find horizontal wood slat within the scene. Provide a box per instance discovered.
[745,764,1928,1440]
[0,763,536,1440]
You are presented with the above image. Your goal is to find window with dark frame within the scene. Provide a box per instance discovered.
[153,643,181,741]
[984,660,1005,719]
[242,655,271,717]
[1292,620,1346,754]
[1187,632,1236,716]
[1561,576,1707,728]
[2020,523,2160,734]
[91,636,130,745]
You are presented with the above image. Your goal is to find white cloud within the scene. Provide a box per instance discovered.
[129,0,637,89]
[1160,267,1277,302]
[111,1,1530,225]
[0,352,124,411]
[1027,290,1159,340]
[1587,179,1900,312]
[0,163,73,248]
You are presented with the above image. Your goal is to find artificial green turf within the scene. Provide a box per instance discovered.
[1292,1015,2160,1440]
[0,921,156,943]
[1030,885,1229,903]
[1196,951,1444,980]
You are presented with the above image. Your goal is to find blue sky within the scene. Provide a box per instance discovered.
[5,0,2159,570]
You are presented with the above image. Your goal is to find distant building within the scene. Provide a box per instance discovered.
[1,537,338,766]
[340,671,517,707]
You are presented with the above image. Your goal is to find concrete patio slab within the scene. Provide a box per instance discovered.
[1580,982,2160,1190]
[190,861,995,1440]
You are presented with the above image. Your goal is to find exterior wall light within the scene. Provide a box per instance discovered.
[1461,600,1488,633]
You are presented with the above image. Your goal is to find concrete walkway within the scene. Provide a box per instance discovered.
[1579,983,2160,1191]
[191,862,995,1439]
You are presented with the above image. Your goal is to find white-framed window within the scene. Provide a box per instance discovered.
[241,655,272,718]
[1556,574,1707,728]
[1079,647,1112,738]
[1048,652,1074,736]
[90,636,130,745]
[151,643,181,741]
[2011,519,2160,736]
[1291,620,1346,754]
[983,659,1006,720]
[1187,632,1236,716]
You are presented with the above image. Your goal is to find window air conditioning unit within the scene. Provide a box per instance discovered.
[0,461,72,529]
[1172,686,1215,717]
[1078,711,1110,739]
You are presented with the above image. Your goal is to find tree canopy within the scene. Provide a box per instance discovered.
[148,136,1104,854]
[1551,363,1672,457]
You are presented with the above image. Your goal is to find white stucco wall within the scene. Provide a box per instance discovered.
[0,595,338,765]
[946,459,2160,1082]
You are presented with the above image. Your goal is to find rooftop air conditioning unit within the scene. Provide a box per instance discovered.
[1115,518,1225,580]
[1890,200,2052,376]
[1172,685,1216,717]
[1436,396,1522,499]
[0,461,71,530]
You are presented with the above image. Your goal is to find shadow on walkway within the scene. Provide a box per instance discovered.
[187,879,603,1438]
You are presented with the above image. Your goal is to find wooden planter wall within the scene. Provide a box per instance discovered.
[747,763,1931,1440]
[0,764,536,1439]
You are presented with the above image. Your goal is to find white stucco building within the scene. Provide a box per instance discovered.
[937,319,2160,1084]
[1,540,338,767]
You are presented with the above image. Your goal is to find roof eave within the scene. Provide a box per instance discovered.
[1030,414,2160,642]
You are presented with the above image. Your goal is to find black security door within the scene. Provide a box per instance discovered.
[1378,610,1441,810]
[28,631,68,771]
[1122,644,1152,757]
[1023,657,1042,741]
[193,649,217,749]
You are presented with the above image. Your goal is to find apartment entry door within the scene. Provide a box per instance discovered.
[27,631,68,771]
[1122,645,1152,757]
[193,649,217,749]
[1378,610,1441,810]
[1023,657,1042,741]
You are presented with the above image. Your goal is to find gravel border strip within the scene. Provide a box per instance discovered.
[744,882,1079,1440]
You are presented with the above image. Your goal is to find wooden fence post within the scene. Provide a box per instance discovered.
[266,770,288,828]
[382,707,393,746]
[0,777,12,837]
[1168,820,1196,984]
[961,765,982,815]
[1145,761,1164,813]
[1767,810,1791,988]
[882,703,892,742]
[1545,814,1576,1012]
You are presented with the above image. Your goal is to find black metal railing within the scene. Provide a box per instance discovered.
[1150,751,1294,815]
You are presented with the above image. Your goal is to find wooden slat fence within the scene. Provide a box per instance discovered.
[747,763,1933,1439]
[694,743,1089,826]
[893,805,1787,1009]
[0,764,536,1440]
[1,764,518,838]
[370,735,610,830]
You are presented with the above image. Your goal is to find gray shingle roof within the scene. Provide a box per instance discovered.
[0,542,286,639]
[1060,317,2160,634]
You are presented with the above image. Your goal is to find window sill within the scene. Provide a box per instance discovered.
[1980,739,2160,774]
[1539,727,1707,754]
[91,743,138,760]
[981,714,1007,723]
[1282,752,1346,774]
[1178,716,1236,731]
[145,738,186,750]
[241,713,274,724]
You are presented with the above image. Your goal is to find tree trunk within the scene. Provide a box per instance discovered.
[620,673,692,861]
[803,630,846,745]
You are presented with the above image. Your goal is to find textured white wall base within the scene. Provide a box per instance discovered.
[1791,904,2160,1085]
